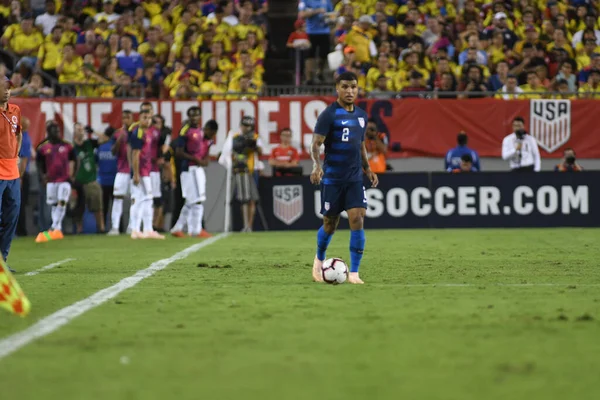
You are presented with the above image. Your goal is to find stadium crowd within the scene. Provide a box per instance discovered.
[0,0,267,99]
[290,0,600,98]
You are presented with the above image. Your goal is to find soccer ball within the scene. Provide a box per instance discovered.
[322,258,349,284]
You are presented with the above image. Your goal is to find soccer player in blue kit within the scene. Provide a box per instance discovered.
[310,72,379,284]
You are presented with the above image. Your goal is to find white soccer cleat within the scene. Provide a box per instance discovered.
[312,256,324,282]
[107,229,120,236]
[130,231,146,240]
[348,272,364,284]
[144,231,166,240]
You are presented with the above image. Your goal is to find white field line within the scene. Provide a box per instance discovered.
[25,258,77,276]
[375,283,600,287]
[0,233,228,360]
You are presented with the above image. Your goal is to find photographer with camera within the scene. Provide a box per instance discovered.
[230,116,264,232]
[555,148,583,172]
[501,116,540,172]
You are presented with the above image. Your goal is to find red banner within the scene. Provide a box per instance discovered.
[10,97,600,159]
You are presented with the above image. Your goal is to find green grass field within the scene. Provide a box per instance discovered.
[1,229,599,400]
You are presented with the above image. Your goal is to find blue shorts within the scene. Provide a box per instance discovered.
[320,181,366,216]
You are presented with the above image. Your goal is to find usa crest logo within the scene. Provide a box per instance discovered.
[273,185,303,225]
[529,100,571,153]
[358,117,365,128]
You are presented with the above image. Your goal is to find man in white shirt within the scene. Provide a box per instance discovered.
[502,116,541,172]
[496,74,524,99]
[35,0,60,35]
[571,14,600,48]
[95,1,121,27]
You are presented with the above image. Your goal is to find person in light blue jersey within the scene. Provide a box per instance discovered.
[97,127,118,230]
[298,0,334,83]
[310,71,379,285]
[445,131,481,172]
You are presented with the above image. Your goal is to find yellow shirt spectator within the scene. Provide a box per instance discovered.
[60,30,77,46]
[199,81,227,100]
[11,28,44,56]
[520,84,547,99]
[344,26,372,63]
[142,1,163,18]
[37,36,63,71]
[578,82,600,98]
[151,13,173,34]
[234,22,265,41]
[57,46,85,83]
[393,67,430,91]
[138,41,169,60]
[366,68,395,91]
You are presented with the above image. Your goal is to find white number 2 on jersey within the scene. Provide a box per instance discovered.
[342,127,350,142]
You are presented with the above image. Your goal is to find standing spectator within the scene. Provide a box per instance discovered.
[35,0,59,36]
[554,148,583,172]
[17,116,31,237]
[502,116,540,172]
[36,25,64,81]
[97,127,118,231]
[364,119,388,174]
[345,15,376,66]
[72,123,107,234]
[269,128,300,177]
[298,0,334,84]
[116,36,144,81]
[0,76,22,272]
[445,131,480,172]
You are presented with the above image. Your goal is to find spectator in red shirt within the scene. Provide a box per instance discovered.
[269,128,300,177]
[287,19,310,50]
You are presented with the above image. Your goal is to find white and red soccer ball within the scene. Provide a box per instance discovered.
[322,258,349,284]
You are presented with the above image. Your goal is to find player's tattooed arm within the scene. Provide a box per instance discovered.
[310,134,325,184]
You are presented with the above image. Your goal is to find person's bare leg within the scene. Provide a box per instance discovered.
[313,215,340,282]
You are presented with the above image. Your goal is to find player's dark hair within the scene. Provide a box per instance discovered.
[139,109,152,116]
[204,119,219,131]
[513,116,525,124]
[564,147,575,155]
[336,71,358,84]
[187,106,201,117]
[461,153,473,163]
[122,109,133,116]
[140,101,152,112]
[457,132,468,146]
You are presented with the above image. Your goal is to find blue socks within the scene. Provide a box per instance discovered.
[316,226,333,261]
[349,229,365,273]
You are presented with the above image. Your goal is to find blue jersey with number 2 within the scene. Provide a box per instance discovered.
[314,102,368,185]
